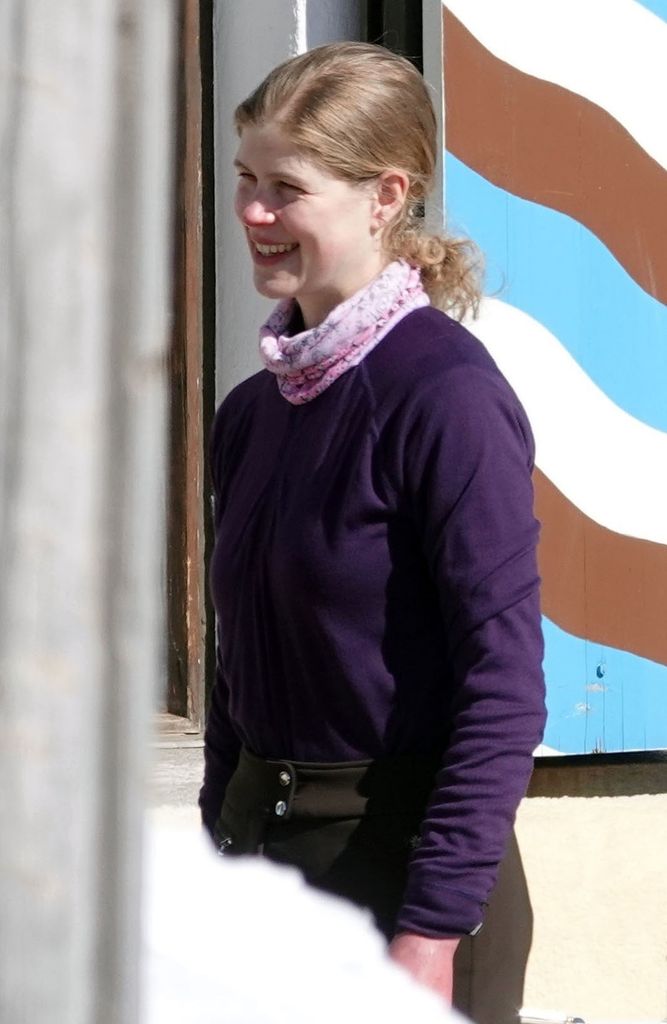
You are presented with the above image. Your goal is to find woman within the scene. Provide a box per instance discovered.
[199,42,546,1009]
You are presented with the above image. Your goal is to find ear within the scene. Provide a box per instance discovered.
[371,170,410,232]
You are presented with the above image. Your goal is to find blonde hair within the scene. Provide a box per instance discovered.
[235,42,482,319]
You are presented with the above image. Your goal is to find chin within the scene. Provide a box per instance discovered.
[253,275,297,303]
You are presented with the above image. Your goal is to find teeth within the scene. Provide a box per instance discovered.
[255,242,297,256]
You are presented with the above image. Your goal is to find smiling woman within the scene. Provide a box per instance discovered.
[199,42,546,1017]
[233,122,407,328]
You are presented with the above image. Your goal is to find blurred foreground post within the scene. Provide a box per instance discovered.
[0,3,174,1022]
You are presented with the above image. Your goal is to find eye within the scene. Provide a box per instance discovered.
[278,180,303,193]
[236,171,256,182]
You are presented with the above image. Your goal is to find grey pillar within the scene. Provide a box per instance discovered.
[213,0,362,399]
[0,3,174,1022]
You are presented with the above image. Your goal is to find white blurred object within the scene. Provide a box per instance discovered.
[142,824,464,1024]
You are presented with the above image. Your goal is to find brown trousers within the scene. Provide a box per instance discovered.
[215,747,533,1024]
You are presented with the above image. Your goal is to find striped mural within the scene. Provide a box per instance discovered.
[442,0,667,753]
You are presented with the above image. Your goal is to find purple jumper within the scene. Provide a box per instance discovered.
[200,306,546,937]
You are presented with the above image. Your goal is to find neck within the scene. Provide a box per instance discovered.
[297,260,392,329]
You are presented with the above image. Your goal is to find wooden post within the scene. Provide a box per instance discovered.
[167,0,211,730]
[0,3,174,1022]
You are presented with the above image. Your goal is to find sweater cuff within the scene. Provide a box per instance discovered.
[396,872,487,938]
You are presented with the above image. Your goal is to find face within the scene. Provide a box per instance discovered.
[234,122,389,328]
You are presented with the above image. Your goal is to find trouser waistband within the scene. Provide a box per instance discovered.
[223,746,441,826]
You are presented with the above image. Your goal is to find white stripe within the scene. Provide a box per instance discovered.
[445,0,667,172]
[293,0,308,54]
[464,298,667,545]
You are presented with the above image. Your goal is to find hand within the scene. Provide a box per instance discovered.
[388,931,460,1003]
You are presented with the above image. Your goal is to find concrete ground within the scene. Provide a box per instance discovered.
[148,714,203,828]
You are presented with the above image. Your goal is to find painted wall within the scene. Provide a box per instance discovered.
[210,2,667,1013]
[518,764,667,1019]
[442,0,667,754]
[214,0,362,398]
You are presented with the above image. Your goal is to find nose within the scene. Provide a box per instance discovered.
[240,197,277,227]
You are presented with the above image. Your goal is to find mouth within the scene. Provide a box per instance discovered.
[254,241,298,256]
[250,239,300,264]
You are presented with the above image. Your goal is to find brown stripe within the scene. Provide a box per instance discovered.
[444,8,667,305]
[535,469,667,668]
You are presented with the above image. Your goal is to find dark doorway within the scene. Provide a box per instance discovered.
[165,0,216,734]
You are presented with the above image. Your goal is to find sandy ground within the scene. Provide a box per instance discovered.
[148,742,203,829]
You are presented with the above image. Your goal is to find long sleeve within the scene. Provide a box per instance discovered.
[198,403,243,837]
[199,645,242,837]
[395,364,546,937]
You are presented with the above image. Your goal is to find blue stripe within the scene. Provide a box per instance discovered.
[445,155,667,433]
[542,618,667,754]
[634,0,667,21]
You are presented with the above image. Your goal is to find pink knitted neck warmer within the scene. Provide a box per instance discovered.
[259,260,429,405]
